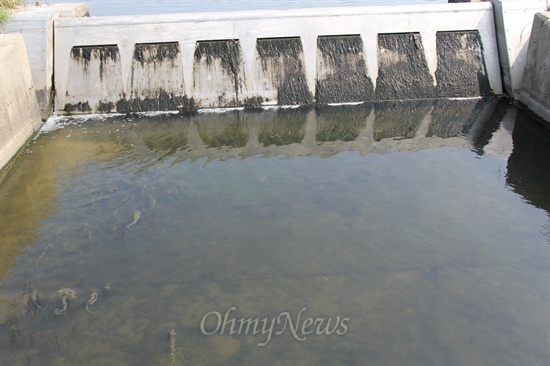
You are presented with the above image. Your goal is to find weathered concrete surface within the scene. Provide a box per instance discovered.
[54,3,502,113]
[256,38,312,106]
[520,12,550,124]
[486,0,547,99]
[0,34,42,172]
[435,31,492,97]
[376,33,436,100]
[193,40,246,107]
[316,36,374,104]
[2,3,88,120]
[65,45,122,114]
[125,42,186,112]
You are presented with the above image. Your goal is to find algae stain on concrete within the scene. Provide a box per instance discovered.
[133,42,180,67]
[63,101,92,114]
[376,33,436,100]
[316,35,374,104]
[122,42,187,112]
[256,37,312,106]
[193,40,245,107]
[435,31,492,98]
[66,45,123,114]
[71,45,119,80]
[115,92,197,115]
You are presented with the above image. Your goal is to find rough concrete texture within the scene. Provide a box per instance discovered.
[316,35,375,104]
[520,12,550,123]
[53,3,502,113]
[2,3,88,120]
[376,33,436,100]
[435,31,492,97]
[0,34,42,172]
[256,38,312,106]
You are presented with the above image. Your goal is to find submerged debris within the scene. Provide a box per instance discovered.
[29,289,43,310]
[86,291,99,314]
[168,329,176,365]
[127,210,142,228]
[53,288,76,315]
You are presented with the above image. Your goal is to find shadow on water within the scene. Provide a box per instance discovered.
[507,112,550,214]
[0,98,548,365]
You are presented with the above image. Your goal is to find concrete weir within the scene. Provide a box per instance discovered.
[53,3,503,114]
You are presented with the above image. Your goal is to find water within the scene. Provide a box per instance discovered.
[0,98,549,365]
[28,0,447,16]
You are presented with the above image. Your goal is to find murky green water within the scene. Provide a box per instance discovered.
[1,98,549,365]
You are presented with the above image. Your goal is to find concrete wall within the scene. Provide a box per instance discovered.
[2,3,89,120]
[0,34,42,172]
[520,12,550,123]
[486,0,547,99]
[53,3,503,114]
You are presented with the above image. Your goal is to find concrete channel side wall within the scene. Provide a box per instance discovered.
[53,3,503,114]
[0,35,42,172]
[2,3,89,120]
[520,12,550,124]
[487,0,548,99]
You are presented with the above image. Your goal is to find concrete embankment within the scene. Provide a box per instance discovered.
[0,34,42,172]
[2,3,89,120]
[520,12,550,124]
[53,3,503,114]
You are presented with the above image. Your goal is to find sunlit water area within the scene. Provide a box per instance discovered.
[24,0,447,16]
[0,98,549,365]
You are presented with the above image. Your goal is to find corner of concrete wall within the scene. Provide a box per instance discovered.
[2,3,89,121]
[520,12,550,124]
[487,0,547,99]
[0,34,43,173]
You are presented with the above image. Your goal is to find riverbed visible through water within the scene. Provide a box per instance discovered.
[0,98,549,365]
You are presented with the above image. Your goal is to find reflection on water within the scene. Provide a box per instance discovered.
[0,98,548,365]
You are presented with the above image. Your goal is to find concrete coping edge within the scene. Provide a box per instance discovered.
[55,2,493,27]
